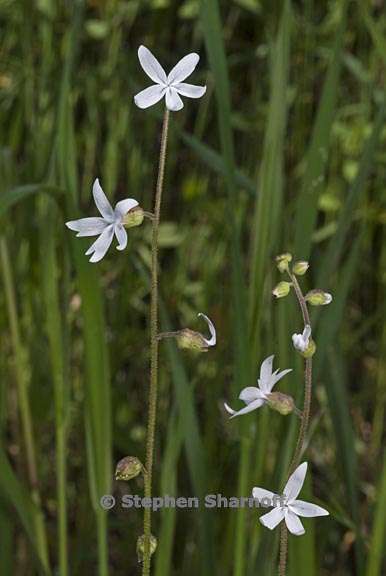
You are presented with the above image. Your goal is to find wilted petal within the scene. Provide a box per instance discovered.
[66,217,107,237]
[134,85,166,109]
[175,83,206,99]
[168,53,199,84]
[165,87,183,111]
[239,387,265,404]
[198,313,216,346]
[284,510,305,536]
[115,198,139,218]
[290,500,329,518]
[259,507,285,530]
[85,225,114,263]
[284,462,308,501]
[92,179,114,221]
[114,223,127,251]
[224,398,265,419]
[138,45,167,85]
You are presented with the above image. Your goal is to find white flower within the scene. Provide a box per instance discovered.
[253,462,329,536]
[198,313,216,347]
[292,324,312,352]
[134,45,206,112]
[224,355,292,419]
[66,179,140,263]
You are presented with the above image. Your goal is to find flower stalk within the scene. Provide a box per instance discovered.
[279,270,313,576]
[142,108,170,576]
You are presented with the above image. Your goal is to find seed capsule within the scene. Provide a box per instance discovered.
[115,456,143,481]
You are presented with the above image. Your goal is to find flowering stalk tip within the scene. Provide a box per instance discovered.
[276,253,292,273]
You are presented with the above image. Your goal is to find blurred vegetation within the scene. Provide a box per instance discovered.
[0,0,385,574]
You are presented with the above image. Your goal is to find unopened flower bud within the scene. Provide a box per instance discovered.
[276,253,292,273]
[272,281,292,298]
[305,289,332,306]
[292,260,309,275]
[301,339,316,358]
[137,534,157,563]
[115,456,144,481]
[266,392,296,415]
[123,206,144,228]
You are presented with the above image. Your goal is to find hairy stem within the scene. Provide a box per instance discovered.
[142,108,170,576]
[279,270,313,576]
[279,522,288,576]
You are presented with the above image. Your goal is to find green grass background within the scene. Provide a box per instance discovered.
[0,0,385,574]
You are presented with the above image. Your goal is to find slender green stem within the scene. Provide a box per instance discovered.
[142,108,170,576]
[0,238,50,574]
[279,269,313,576]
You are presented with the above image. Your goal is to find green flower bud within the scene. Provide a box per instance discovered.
[123,206,144,228]
[301,339,316,358]
[276,253,292,273]
[272,281,292,299]
[115,456,144,481]
[176,328,209,352]
[266,392,296,415]
[137,534,157,563]
[292,260,309,276]
[305,289,333,306]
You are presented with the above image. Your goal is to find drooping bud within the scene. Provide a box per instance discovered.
[115,456,144,481]
[292,260,309,276]
[305,289,333,306]
[301,339,316,358]
[272,281,292,299]
[276,253,292,273]
[137,534,157,563]
[266,392,296,415]
[158,313,216,353]
[122,206,144,228]
[176,328,210,352]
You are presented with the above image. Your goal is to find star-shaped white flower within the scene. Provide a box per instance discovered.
[292,324,312,352]
[134,45,206,112]
[66,179,140,263]
[253,462,329,536]
[224,355,292,419]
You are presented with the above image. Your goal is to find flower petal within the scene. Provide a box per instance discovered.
[259,507,285,531]
[252,487,276,503]
[168,53,199,84]
[175,83,206,99]
[92,179,114,221]
[114,223,127,251]
[284,462,308,501]
[165,87,184,111]
[284,509,305,536]
[137,45,167,85]
[258,355,274,393]
[134,84,166,109]
[267,368,292,392]
[225,398,265,419]
[290,500,329,518]
[85,225,114,263]
[198,313,216,346]
[66,217,107,237]
[114,198,139,218]
[239,387,265,404]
